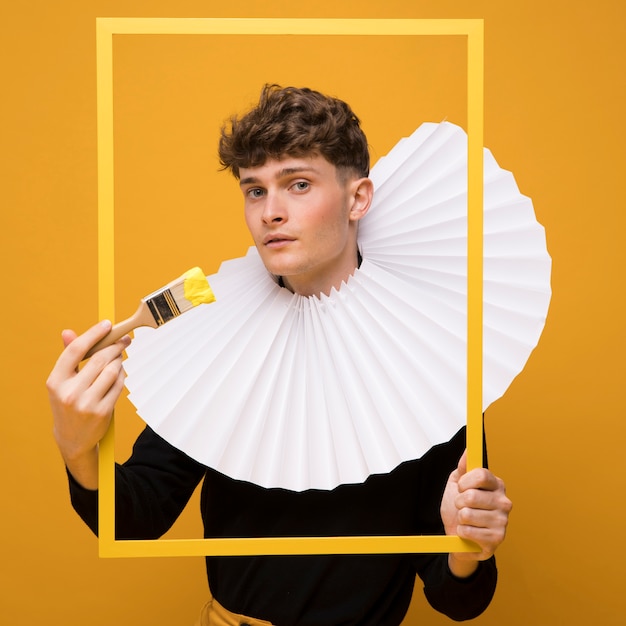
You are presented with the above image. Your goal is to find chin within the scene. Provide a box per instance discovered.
[258,254,298,278]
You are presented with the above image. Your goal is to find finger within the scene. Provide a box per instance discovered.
[101,362,128,407]
[444,450,467,488]
[458,467,503,493]
[456,506,509,540]
[456,449,467,476]
[57,329,80,375]
[67,320,114,362]
[458,506,509,535]
[52,321,113,377]
[457,498,510,525]
[456,523,507,559]
[48,324,125,395]
[456,485,512,517]
[68,352,126,421]
[61,329,78,348]
[81,335,131,386]
[86,353,127,404]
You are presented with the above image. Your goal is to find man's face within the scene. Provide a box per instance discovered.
[239,154,371,297]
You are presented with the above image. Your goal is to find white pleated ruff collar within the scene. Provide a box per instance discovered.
[124,122,552,491]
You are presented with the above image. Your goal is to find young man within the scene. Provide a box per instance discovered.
[47,85,511,625]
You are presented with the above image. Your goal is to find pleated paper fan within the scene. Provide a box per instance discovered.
[124,121,551,491]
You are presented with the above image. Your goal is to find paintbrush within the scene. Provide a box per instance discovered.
[84,267,215,359]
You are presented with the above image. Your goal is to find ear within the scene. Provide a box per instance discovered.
[348,177,374,223]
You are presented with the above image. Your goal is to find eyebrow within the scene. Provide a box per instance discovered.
[239,166,321,187]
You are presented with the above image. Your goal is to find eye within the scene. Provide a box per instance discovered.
[246,187,265,199]
[292,181,310,192]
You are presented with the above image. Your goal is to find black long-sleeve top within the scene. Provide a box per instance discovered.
[68,425,497,625]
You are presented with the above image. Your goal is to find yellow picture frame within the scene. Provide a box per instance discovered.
[96,17,484,558]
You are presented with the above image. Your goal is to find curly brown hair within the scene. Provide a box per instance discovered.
[218,84,370,180]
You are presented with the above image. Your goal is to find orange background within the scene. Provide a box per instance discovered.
[1,1,624,625]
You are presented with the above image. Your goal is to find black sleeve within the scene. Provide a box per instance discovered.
[412,425,497,620]
[68,426,206,539]
[419,554,497,621]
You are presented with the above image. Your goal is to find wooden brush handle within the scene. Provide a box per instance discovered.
[83,302,158,360]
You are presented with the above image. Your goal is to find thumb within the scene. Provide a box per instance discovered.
[61,329,78,348]
[456,449,468,477]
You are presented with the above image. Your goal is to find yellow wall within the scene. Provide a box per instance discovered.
[1,1,624,624]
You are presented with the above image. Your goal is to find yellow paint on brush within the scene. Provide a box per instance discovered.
[183,267,215,305]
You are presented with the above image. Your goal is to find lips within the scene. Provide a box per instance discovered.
[263,233,295,247]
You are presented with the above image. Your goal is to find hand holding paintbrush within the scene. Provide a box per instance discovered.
[84,267,215,359]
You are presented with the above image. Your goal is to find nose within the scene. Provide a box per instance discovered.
[261,191,286,224]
